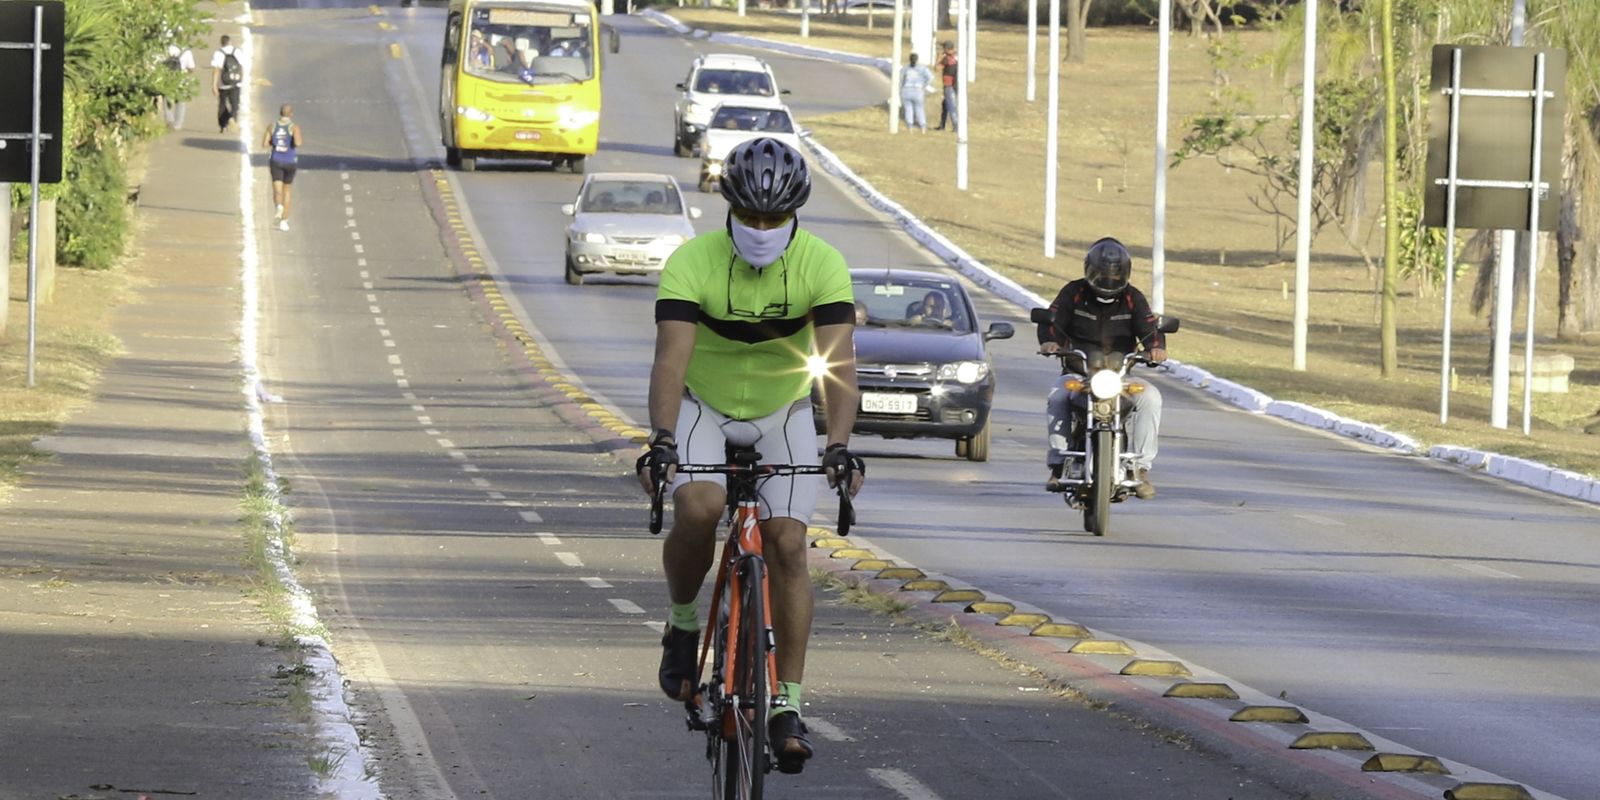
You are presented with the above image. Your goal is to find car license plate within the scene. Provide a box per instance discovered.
[861,392,916,414]
[515,130,541,141]
[612,251,649,264]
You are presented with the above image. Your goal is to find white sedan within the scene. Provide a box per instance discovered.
[562,173,701,285]
[698,103,803,193]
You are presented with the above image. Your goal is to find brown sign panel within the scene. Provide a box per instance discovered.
[1423,44,1565,231]
[0,1,66,184]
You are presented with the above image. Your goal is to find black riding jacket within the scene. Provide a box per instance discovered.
[1037,280,1164,372]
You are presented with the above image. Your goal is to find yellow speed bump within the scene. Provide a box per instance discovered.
[369,4,382,13]
[964,601,1014,616]
[810,537,850,549]
[378,21,395,31]
[806,527,830,537]
[1069,639,1134,655]
[1288,731,1374,751]
[1163,682,1239,700]
[933,589,984,603]
[996,612,1050,628]
[851,559,893,571]
[875,567,924,581]
[1443,783,1535,800]
[1229,706,1309,724]
[389,43,402,59]
[1361,754,1450,774]
[828,548,875,560]
[900,579,949,592]
[1120,659,1192,677]
[1030,622,1090,639]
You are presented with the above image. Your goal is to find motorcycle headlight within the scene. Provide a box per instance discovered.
[457,105,493,122]
[659,234,686,246]
[558,106,600,129]
[581,232,606,244]
[705,160,723,176]
[936,361,988,385]
[1088,369,1123,400]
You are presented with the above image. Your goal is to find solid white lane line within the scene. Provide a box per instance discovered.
[609,598,645,614]
[866,768,945,800]
[555,552,584,567]
[1454,562,1520,579]
[581,577,611,589]
[804,717,853,743]
[537,533,560,545]
[518,510,543,523]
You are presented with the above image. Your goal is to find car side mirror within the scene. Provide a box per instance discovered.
[560,203,575,216]
[1157,315,1180,334]
[1028,308,1051,325]
[781,88,792,95]
[984,322,1015,342]
[675,82,686,91]
[689,207,702,219]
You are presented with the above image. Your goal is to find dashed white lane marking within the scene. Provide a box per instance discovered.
[355,244,365,254]
[423,428,440,436]
[397,379,410,389]
[417,414,431,423]
[1454,562,1521,579]
[366,293,378,302]
[369,305,382,314]
[537,532,561,545]
[518,510,543,523]
[380,330,392,340]
[345,207,355,217]
[362,282,374,290]
[448,451,467,460]
[351,231,362,241]
[374,317,385,326]
[341,183,351,191]
[345,194,354,203]
[359,270,369,279]
[470,478,491,488]
[461,464,480,473]
[581,577,611,589]
[806,718,854,743]
[866,768,945,800]
[340,172,350,180]
[411,405,425,412]
[487,491,505,500]
[555,552,584,567]
[347,219,357,228]
[1293,513,1345,526]
[357,258,368,268]
[437,438,455,448]
[401,391,416,401]
[608,598,645,614]
[644,620,666,634]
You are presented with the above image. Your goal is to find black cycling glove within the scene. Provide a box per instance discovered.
[821,443,864,485]
[637,430,679,486]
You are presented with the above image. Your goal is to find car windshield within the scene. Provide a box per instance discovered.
[693,69,774,97]
[853,279,973,334]
[581,180,683,214]
[464,6,593,85]
[708,106,793,133]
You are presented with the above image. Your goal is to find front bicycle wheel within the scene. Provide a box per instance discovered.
[721,556,770,800]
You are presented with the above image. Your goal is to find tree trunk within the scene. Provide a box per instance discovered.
[1378,0,1398,377]
[1066,0,1084,64]
[939,0,952,29]
[1557,155,1580,339]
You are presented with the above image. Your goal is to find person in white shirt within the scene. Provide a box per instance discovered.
[210,35,244,133]
[162,40,197,131]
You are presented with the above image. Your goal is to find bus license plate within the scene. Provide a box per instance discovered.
[515,130,541,141]
[861,393,916,414]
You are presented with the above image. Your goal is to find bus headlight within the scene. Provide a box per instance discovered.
[457,105,493,122]
[936,361,988,384]
[559,106,600,129]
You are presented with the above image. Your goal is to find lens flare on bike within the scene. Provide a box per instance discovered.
[804,353,831,380]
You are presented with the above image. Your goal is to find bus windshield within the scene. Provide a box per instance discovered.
[464,6,593,85]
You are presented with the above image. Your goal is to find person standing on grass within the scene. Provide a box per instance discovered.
[935,40,959,132]
[898,52,934,133]
[211,35,245,133]
[263,104,302,232]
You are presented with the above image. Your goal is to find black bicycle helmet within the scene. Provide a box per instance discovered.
[1083,237,1133,299]
[719,137,811,214]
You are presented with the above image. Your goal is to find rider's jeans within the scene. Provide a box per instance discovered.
[1046,375,1163,472]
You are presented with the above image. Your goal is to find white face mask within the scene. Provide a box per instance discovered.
[730,217,795,270]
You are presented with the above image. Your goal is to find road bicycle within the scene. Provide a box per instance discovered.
[648,446,856,800]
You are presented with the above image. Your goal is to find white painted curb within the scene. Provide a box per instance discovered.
[636,10,1598,505]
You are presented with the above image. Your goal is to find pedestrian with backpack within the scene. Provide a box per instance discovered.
[211,35,245,133]
[262,104,302,232]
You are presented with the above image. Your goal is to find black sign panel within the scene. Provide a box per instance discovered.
[0,1,66,184]
[1423,45,1565,231]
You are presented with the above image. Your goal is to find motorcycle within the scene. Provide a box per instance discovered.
[1028,308,1179,537]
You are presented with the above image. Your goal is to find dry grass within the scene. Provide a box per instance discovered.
[666,6,1600,477]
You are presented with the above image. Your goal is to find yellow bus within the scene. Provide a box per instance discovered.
[441,0,602,173]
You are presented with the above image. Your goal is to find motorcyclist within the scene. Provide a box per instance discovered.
[1037,237,1167,499]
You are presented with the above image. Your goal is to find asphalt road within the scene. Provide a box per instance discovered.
[251,2,1599,798]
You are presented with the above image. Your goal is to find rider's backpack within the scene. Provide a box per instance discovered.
[221,50,243,88]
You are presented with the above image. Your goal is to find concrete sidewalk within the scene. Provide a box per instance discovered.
[0,120,311,795]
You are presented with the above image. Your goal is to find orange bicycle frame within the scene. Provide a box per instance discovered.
[698,498,780,741]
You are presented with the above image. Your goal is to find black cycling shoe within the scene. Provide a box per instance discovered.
[658,625,700,702]
[768,711,813,774]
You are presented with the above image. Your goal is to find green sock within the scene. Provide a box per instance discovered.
[668,601,699,632]
[770,681,803,719]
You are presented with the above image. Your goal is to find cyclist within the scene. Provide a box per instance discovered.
[637,137,865,775]
[1037,237,1166,498]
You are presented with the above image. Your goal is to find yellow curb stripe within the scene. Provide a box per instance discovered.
[389,43,402,59]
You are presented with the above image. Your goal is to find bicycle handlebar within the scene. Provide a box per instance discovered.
[647,463,856,536]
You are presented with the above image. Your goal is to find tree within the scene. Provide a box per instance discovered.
[1379,0,1400,377]
[1067,0,1085,63]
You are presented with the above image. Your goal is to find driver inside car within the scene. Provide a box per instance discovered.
[1037,237,1167,499]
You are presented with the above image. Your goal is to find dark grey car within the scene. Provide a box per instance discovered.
[817,269,1014,462]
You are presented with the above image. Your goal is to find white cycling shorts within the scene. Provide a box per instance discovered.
[671,391,821,524]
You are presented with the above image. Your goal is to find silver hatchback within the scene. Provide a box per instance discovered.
[562,173,701,285]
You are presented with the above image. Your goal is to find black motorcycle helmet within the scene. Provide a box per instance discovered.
[1083,237,1133,299]
[719,137,811,215]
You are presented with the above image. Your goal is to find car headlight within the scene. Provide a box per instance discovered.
[559,106,600,129]
[581,232,606,244]
[1088,369,1123,400]
[659,234,686,246]
[936,361,988,384]
[457,105,493,122]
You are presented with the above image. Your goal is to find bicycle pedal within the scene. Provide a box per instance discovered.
[683,691,709,731]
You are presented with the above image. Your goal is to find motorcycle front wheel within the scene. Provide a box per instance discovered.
[1088,429,1115,536]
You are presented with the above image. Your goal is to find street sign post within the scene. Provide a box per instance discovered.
[1423,44,1565,431]
[0,1,65,388]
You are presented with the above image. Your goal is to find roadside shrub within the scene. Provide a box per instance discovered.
[56,143,128,270]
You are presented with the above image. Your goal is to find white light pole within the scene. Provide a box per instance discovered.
[1291,0,1318,371]
[1489,0,1527,429]
[956,0,969,190]
[1026,0,1036,102]
[1043,0,1060,257]
[1150,0,1171,314]
[966,0,977,83]
[890,0,904,134]
[802,0,811,38]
